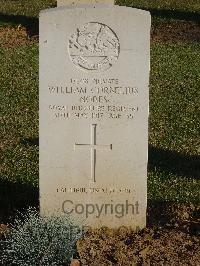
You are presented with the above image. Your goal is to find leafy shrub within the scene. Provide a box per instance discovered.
[1,208,82,265]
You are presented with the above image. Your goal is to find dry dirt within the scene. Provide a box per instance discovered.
[0,25,38,48]
[77,203,200,266]
[151,21,200,43]
[0,21,199,48]
[0,203,199,265]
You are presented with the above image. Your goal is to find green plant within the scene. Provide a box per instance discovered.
[1,208,82,265]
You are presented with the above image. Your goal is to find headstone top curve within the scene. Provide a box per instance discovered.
[57,0,114,7]
[40,6,151,18]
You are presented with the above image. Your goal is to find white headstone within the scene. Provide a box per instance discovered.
[40,4,151,229]
[57,0,114,7]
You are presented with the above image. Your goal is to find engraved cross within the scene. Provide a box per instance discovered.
[75,124,112,183]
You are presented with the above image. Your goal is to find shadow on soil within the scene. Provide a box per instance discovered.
[0,7,199,38]
[143,8,199,23]
[115,2,200,23]
[147,201,200,235]
[21,137,39,147]
[0,13,39,36]
[0,179,38,223]
[22,138,200,179]
[0,139,199,223]
[148,145,200,179]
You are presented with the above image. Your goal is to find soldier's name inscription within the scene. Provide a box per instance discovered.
[48,77,140,120]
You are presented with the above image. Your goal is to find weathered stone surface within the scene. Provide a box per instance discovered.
[40,5,151,229]
[57,0,114,7]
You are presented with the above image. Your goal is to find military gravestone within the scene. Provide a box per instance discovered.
[40,1,151,229]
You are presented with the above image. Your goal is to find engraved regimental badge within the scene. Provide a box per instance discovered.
[69,22,120,71]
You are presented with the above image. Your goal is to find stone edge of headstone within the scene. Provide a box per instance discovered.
[57,0,114,7]
[39,5,151,19]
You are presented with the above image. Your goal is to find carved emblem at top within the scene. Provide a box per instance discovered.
[69,22,120,71]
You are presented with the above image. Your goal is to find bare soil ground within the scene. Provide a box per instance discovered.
[77,203,200,266]
[0,203,199,265]
[0,26,38,48]
[0,21,199,48]
[151,21,200,43]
